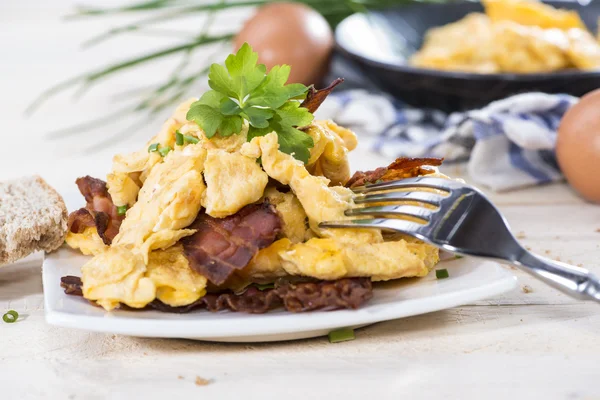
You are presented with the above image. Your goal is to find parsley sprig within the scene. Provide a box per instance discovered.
[186,43,315,163]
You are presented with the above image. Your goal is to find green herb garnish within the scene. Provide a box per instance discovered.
[186,43,314,163]
[255,283,275,291]
[158,145,172,157]
[436,269,449,279]
[328,328,355,343]
[117,205,128,216]
[148,143,159,153]
[183,134,199,144]
[175,130,184,146]
[3,310,18,323]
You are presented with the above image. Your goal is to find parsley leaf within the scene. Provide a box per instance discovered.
[186,42,315,163]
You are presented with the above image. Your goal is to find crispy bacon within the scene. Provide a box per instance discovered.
[67,176,124,244]
[60,276,373,314]
[300,78,344,114]
[346,157,444,188]
[181,202,282,286]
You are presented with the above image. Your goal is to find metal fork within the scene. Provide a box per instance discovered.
[320,176,600,302]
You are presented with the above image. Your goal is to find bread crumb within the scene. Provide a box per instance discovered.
[525,246,532,250]
[178,375,184,380]
[554,256,561,262]
[577,263,583,267]
[544,250,551,255]
[195,376,212,386]
[516,231,526,239]
[595,228,600,233]
[522,285,533,294]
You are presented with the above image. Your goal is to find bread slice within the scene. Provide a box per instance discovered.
[0,176,68,266]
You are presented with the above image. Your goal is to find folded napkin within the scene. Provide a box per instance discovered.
[316,91,578,191]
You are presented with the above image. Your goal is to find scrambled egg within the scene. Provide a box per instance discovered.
[202,149,268,218]
[65,227,107,256]
[71,99,441,311]
[411,0,600,73]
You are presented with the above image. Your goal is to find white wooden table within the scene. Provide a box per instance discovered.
[1,2,599,399]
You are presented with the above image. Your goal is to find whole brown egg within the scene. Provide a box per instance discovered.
[556,89,600,203]
[234,2,334,86]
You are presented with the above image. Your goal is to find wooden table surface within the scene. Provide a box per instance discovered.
[1,2,599,399]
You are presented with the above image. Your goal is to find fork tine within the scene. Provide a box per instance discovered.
[319,218,425,238]
[351,176,461,194]
[354,190,444,206]
[345,205,433,221]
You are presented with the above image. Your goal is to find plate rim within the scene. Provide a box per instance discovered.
[43,249,518,339]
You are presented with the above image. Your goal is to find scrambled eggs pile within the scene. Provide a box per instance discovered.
[66,100,440,311]
[410,0,600,73]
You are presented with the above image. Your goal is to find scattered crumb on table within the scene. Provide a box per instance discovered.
[178,375,184,380]
[595,228,600,233]
[522,285,533,294]
[525,246,532,250]
[554,256,562,262]
[577,263,583,267]
[544,250,551,255]
[195,376,212,386]
[516,231,526,239]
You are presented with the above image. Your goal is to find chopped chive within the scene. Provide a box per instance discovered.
[175,130,184,146]
[255,283,274,291]
[148,143,159,153]
[436,269,449,279]
[158,146,172,157]
[183,134,199,144]
[117,205,128,216]
[3,310,18,323]
[374,179,384,184]
[455,255,463,259]
[328,328,355,343]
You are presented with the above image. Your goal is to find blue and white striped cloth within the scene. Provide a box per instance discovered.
[316,91,577,191]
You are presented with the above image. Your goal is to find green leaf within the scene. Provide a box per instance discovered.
[220,98,241,115]
[246,65,293,109]
[247,125,273,141]
[243,106,274,129]
[186,103,222,138]
[197,90,226,108]
[219,115,243,137]
[272,121,314,164]
[285,83,309,99]
[275,101,314,128]
[208,64,237,99]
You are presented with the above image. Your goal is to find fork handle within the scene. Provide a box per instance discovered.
[515,252,600,302]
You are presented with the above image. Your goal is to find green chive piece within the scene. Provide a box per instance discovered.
[148,143,159,153]
[436,269,450,279]
[3,310,18,323]
[175,131,184,146]
[183,134,199,144]
[455,255,464,259]
[328,328,355,343]
[117,205,128,216]
[255,283,274,291]
[158,146,172,157]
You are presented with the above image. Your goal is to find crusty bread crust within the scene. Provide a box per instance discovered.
[0,176,68,266]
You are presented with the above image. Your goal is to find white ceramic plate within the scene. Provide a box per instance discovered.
[43,248,517,342]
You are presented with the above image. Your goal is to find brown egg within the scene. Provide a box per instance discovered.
[556,89,600,203]
[234,2,334,86]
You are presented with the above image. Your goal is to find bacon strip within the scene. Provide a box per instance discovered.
[60,276,373,314]
[346,157,444,188]
[181,202,282,286]
[67,176,123,244]
[300,78,344,114]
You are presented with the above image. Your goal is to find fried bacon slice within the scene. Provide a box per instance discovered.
[181,202,282,286]
[346,157,444,188]
[300,78,344,114]
[67,176,124,245]
[60,276,373,314]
